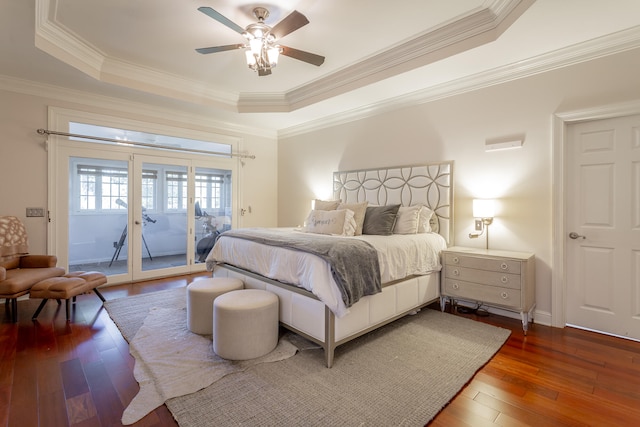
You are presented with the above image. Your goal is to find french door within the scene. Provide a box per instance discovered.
[52,143,235,285]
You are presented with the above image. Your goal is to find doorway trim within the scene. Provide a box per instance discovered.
[552,99,640,328]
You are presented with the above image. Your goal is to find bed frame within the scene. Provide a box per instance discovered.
[213,162,454,367]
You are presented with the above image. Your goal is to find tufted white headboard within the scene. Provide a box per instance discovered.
[333,162,454,245]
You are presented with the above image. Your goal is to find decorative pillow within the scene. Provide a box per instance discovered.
[338,202,368,235]
[313,199,341,210]
[418,206,435,233]
[393,205,422,234]
[362,204,400,235]
[304,209,356,236]
[342,209,357,236]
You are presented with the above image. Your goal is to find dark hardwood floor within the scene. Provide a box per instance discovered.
[2,274,640,426]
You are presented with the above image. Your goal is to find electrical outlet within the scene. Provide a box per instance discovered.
[26,207,45,217]
[475,219,483,231]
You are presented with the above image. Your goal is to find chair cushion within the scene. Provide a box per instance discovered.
[65,271,108,288]
[0,267,65,296]
[30,277,90,300]
[19,255,58,269]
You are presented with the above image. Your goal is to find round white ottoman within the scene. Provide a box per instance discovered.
[213,289,279,360]
[186,277,243,335]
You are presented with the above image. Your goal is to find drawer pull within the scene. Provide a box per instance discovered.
[452,268,460,276]
[452,283,460,290]
[452,256,459,264]
[500,262,509,270]
[501,292,509,299]
[501,276,508,284]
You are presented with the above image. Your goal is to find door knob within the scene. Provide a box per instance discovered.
[569,231,586,240]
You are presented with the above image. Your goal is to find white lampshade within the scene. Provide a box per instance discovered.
[267,46,280,66]
[473,199,495,218]
[245,50,257,66]
[249,38,262,55]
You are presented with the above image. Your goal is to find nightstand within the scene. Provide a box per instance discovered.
[440,246,535,334]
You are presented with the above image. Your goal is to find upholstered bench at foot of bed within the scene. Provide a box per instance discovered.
[186,277,243,335]
[213,289,279,360]
[30,271,107,321]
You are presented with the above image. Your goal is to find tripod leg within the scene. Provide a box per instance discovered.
[142,233,152,260]
[109,225,128,267]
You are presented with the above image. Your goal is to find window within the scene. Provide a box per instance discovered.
[77,165,129,210]
[195,173,224,210]
[76,164,157,211]
[141,170,157,210]
[166,171,187,210]
[72,161,230,215]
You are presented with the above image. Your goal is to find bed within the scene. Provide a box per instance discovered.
[206,162,453,367]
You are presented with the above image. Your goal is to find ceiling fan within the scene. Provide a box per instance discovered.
[196,6,325,76]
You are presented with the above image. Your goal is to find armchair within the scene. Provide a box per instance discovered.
[0,216,64,322]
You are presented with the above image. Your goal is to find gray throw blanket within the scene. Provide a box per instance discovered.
[216,228,382,307]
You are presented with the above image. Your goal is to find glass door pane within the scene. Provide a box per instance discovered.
[68,157,130,276]
[137,160,189,274]
[194,166,233,263]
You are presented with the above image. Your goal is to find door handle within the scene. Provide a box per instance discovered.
[569,231,586,240]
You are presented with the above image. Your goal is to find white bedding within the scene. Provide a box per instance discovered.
[205,228,447,318]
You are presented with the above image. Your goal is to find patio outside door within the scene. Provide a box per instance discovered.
[67,153,192,281]
[50,113,238,286]
[134,157,190,279]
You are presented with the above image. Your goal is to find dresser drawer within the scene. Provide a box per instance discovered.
[443,265,521,290]
[443,279,522,310]
[444,253,521,274]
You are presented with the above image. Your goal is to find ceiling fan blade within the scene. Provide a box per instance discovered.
[270,10,309,40]
[197,6,245,35]
[280,45,325,66]
[196,44,244,54]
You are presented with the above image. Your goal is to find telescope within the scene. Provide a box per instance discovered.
[115,198,156,223]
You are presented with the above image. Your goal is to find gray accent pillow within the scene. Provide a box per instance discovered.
[362,205,401,235]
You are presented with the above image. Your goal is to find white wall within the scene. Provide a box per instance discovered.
[277,47,640,325]
[0,89,278,255]
[3,45,639,325]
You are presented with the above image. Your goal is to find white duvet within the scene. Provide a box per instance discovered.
[205,228,447,318]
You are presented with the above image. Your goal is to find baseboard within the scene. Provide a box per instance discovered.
[456,300,552,327]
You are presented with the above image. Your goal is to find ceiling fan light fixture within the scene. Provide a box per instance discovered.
[244,38,279,73]
[196,6,324,76]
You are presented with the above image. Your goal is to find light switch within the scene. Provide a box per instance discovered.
[26,207,45,217]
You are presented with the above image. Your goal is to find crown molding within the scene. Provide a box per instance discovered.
[35,0,240,110]
[270,0,534,112]
[100,57,239,109]
[236,92,291,113]
[35,0,104,79]
[278,25,640,138]
[36,0,531,114]
[0,74,276,139]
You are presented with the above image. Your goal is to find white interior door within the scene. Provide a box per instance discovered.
[566,114,640,340]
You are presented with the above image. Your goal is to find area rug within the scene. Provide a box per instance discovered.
[104,288,298,424]
[106,287,511,426]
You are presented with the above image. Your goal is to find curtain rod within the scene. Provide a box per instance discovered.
[36,129,255,159]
